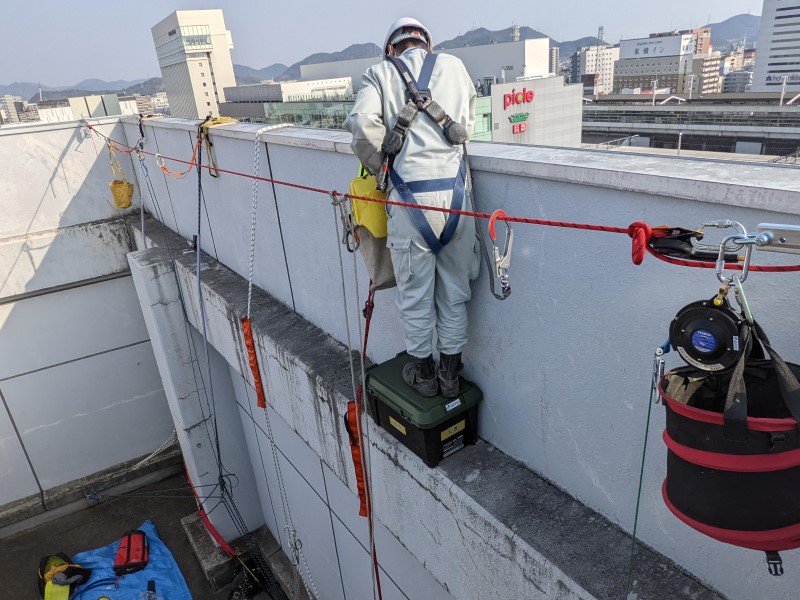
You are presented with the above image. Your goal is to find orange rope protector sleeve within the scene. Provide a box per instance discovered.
[241,317,267,409]
[344,400,369,517]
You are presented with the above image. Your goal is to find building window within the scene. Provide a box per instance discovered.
[200,72,205,77]
[199,62,203,66]
[205,92,209,96]
[203,82,207,87]
[207,102,211,106]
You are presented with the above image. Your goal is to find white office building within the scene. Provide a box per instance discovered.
[224,78,352,103]
[572,45,621,95]
[752,0,800,92]
[299,38,551,94]
[151,10,236,119]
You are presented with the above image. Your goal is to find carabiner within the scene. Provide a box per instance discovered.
[489,209,513,300]
[330,191,360,253]
[716,233,753,284]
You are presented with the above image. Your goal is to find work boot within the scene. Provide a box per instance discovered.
[402,355,438,397]
[437,352,463,398]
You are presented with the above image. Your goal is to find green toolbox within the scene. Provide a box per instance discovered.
[365,352,482,468]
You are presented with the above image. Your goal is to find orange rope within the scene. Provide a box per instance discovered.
[158,140,201,178]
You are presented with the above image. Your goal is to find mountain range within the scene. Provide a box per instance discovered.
[3,14,761,102]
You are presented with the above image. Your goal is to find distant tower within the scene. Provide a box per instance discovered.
[752,0,800,92]
[594,26,605,97]
[151,9,236,119]
[38,83,43,103]
[511,24,520,42]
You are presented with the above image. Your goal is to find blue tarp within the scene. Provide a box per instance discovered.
[71,520,192,599]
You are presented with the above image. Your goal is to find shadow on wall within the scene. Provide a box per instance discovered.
[0,119,173,511]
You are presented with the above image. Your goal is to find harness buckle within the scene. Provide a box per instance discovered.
[489,210,513,300]
[766,551,783,576]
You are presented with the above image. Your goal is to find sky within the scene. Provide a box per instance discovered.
[0,0,764,87]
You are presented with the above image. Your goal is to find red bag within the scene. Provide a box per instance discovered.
[113,530,149,575]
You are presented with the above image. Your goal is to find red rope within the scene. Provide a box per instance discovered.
[87,124,800,273]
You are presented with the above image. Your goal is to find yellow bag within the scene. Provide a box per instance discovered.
[109,180,134,209]
[349,165,387,239]
[107,142,133,209]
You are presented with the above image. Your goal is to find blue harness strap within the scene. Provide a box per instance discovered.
[388,51,464,254]
[416,52,437,92]
[390,159,465,255]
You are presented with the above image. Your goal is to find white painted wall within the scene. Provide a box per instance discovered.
[119,115,800,600]
[0,119,173,511]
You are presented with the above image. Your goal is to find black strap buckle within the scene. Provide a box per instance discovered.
[766,551,783,576]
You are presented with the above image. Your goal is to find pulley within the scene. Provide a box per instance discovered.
[670,298,745,372]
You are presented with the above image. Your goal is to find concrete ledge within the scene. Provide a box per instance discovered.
[0,447,182,537]
[130,217,722,600]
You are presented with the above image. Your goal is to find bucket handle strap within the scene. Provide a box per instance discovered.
[723,323,800,442]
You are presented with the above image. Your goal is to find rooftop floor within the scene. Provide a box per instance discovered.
[3,474,238,599]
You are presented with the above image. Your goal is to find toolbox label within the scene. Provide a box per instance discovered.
[445,398,462,412]
[442,435,465,458]
[441,420,466,441]
[389,416,407,435]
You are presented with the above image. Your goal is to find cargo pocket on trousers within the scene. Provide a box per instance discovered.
[469,234,481,281]
[387,236,413,283]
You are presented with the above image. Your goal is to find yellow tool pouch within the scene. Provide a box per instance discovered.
[349,165,388,238]
[107,142,133,209]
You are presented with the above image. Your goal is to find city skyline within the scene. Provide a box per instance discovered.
[1,1,763,87]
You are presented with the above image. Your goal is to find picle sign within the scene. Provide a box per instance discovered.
[503,87,534,135]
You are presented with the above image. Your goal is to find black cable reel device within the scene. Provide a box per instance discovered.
[654,221,800,577]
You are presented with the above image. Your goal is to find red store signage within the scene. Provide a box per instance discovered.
[503,88,535,110]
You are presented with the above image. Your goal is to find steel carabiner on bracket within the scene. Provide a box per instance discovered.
[489,209,513,300]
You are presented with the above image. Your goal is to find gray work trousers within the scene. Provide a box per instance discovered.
[386,189,479,358]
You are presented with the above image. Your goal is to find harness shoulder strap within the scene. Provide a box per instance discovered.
[416,53,437,92]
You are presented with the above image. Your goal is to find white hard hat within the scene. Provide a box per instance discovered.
[383,17,432,53]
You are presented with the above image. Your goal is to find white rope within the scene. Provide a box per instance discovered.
[247,127,271,319]
[244,128,319,599]
[331,192,380,600]
[130,429,178,471]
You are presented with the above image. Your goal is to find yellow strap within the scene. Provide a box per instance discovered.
[107,141,125,182]
[199,118,237,178]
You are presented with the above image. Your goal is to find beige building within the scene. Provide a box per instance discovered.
[490,76,582,146]
[572,45,621,95]
[151,9,236,119]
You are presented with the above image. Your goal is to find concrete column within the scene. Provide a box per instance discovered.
[128,246,264,541]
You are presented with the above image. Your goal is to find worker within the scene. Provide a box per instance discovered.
[344,17,478,398]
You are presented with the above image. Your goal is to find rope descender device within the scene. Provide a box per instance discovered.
[330,191,360,253]
[489,209,513,300]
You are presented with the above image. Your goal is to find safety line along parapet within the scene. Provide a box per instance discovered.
[85,123,800,274]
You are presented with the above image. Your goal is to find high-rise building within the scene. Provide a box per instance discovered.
[686,53,723,96]
[570,45,620,95]
[752,0,800,92]
[549,47,560,76]
[151,10,236,119]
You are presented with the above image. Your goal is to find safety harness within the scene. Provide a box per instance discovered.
[377,51,469,254]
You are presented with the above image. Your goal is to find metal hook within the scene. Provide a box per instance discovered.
[155,154,166,169]
[489,210,513,300]
[330,191,360,253]
[715,230,753,284]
